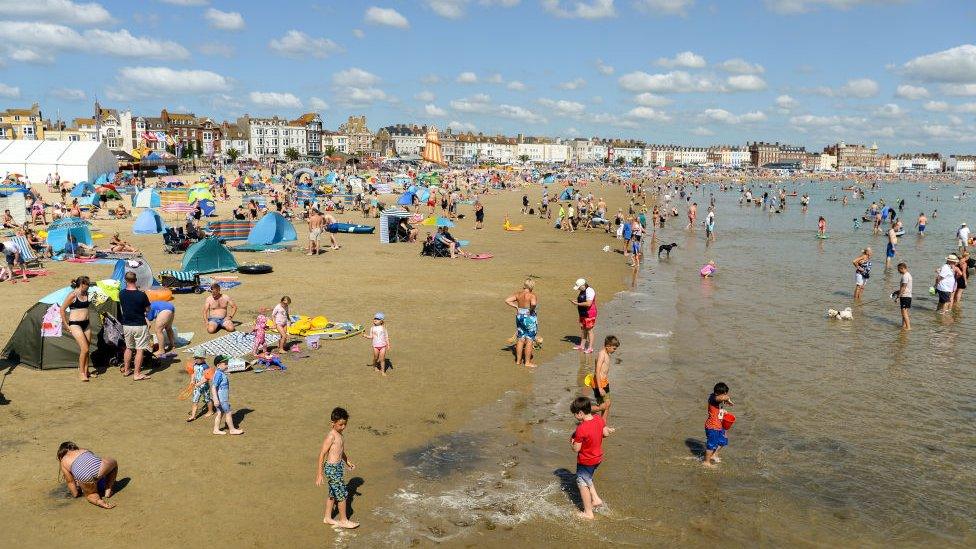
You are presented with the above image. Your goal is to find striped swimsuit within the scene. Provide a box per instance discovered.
[70,451,102,483]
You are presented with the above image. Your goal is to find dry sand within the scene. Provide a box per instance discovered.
[0,176,634,547]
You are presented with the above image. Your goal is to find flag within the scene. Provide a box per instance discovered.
[142,132,157,142]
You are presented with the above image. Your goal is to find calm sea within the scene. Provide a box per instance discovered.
[358,180,976,547]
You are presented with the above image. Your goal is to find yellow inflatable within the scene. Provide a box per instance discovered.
[503,216,524,232]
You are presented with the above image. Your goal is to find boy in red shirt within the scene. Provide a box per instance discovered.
[570,396,614,519]
[704,382,734,468]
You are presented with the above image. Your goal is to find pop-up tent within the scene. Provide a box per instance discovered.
[71,181,95,197]
[111,257,160,288]
[132,188,162,208]
[132,209,167,235]
[182,237,238,274]
[46,217,92,253]
[246,212,297,246]
[2,286,119,369]
[397,190,416,206]
[198,199,216,216]
[294,168,316,182]
[558,187,574,201]
[77,193,100,207]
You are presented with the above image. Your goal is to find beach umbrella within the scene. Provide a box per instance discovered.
[435,217,454,228]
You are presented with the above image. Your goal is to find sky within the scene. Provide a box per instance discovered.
[1,0,975,153]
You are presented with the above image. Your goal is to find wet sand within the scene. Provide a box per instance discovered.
[0,178,633,547]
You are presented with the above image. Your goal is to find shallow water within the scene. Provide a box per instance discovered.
[361,180,976,547]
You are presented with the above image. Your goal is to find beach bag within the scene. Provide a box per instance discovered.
[102,314,124,346]
[41,304,63,338]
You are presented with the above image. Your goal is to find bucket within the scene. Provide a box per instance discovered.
[721,412,736,431]
[583,374,594,388]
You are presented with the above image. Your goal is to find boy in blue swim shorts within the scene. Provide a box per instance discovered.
[704,382,734,468]
[316,407,359,529]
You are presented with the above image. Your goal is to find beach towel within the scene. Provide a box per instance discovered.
[199,280,241,291]
[183,331,280,358]
[41,304,62,337]
[469,253,493,260]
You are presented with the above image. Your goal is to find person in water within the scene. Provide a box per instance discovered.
[703,382,734,468]
[505,279,538,368]
[853,247,873,300]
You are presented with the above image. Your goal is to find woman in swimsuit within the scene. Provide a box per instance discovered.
[57,441,118,509]
[61,276,93,381]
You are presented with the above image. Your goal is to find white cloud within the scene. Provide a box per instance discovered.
[269,30,342,58]
[956,102,976,113]
[427,0,467,18]
[249,91,302,109]
[941,84,976,96]
[332,68,381,87]
[634,0,695,16]
[365,6,410,28]
[840,78,879,98]
[764,0,901,14]
[51,88,86,101]
[691,126,714,136]
[421,74,441,84]
[565,127,580,136]
[559,77,586,90]
[701,108,766,124]
[456,71,478,84]
[198,42,234,57]
[922,124,953,138]
[332,68,389,106]
[789,114,866,127]
[9,49,54,64]
[415,90,436,102]
[538,98,586,116]
[344,87,388,104]
[619,70,721,93]
[633,93,672,106]
[585,112,638,129]
[86,29,191,58]
[0,83,21,98]
[309,97,329,110]
[497,104,545,123]
[542,0,616,19]
[874,103,905,117]
[626,106,671,122]
[0,22,190,60]
[0,0,113,26]
[424,104,448,117]
[205,8,244,30]
[894,84,929,100]
[352,29,365,39]
[450,93,493,113]
[596,59,614,75]
[902,44,976,83]
[726,74,767,91]
[448,121,476,132]
[923,100,949,112]
[718,58,765,74]
[486,73,504,84]
[656,51,706,69]
[110,66,231,99]
[507,80,526,91]
[449,94,546,123]
[775,94,798,109]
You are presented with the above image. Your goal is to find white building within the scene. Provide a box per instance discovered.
[516,142,544,162]
[609,145,643,164]
[321,132,348,154]
[886,154,942,173]
[570,139,609,164]
[220,122,249,159]
[946,155,976,172]
[238,115,288,160]
[281,124,308,157]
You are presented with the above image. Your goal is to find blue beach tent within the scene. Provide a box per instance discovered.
[397,191,416,206]
[46,217,92,253]
[70,182,95,197]
[132,188,162,208]
[132,208,167,235]
[246,212,297,246]
[558,187,574,201]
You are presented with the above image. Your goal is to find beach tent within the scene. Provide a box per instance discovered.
[77,193,100,207]
[246,212,297,246]
[187,185,213,203]
[379,208,412,244]
[396,190,416,206]
[294,168,316,182]
[132,208,167,235]
[46,217,92,253]
[94,173,109,185]
[198,199,216,216]
[0,193,27,225]
[111,257,160,288]
[132,188,162,208]
[558,187,574,201]
[394,174,413,186]
[324,172,338,184]
[2,287,118,369]
[71,181,95,197]
[181,238,238,274]
[154,166,168,175]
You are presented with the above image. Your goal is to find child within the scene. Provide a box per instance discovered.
[315,407,359,529]
[362,312,390,375]
[703,382,734,468]
[700,261,717,278]
[591,336,618,423]
[817,216,827,237]
[271,296,291,354]
[252,308,268,356]
[186,349,215,422]
[210,356,243,435]
[570,396,614,520]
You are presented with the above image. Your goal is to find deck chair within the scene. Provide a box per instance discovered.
[10,235,43,269]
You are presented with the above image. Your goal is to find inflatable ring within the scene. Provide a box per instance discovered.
[238,264,273,275]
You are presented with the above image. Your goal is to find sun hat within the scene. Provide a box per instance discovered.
[193,348,206,358]
[573,278,587,291]
[374,312,385,320]
[947,254,959,263]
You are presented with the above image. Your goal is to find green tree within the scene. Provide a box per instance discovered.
[518,154,530,163]
[324,145,337,157]
[615,156,625,166]
[285,147,300,161]
[633,157,644,166]
[226,148,240,164]
[195,139,203,157]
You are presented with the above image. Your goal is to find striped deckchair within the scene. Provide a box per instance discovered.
[205,220,254,241]
[9,235,42,269]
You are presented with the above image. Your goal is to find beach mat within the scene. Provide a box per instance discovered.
[182,331,279,358]
[199,279,241,291]
[230,243,293,252]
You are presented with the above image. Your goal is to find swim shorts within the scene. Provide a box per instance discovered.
[886,242,896,258]
[900,297,912,309]
[705,428,728,451]
[122,325,150,350]
[576,462,599,487]
[310,228,322,240]
[579,316,596,330]
[515,312,537,341]
[854,272,866,286]
[324,461,347,501]
[918,225,925,233]
[593,385,610,406]
[191,383,211,403]
[937,290,951,304]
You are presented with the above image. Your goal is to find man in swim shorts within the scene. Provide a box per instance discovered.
[203,284,237,333]
[308,209,324,255]
[505,279,538,368]
[886,221,900,268]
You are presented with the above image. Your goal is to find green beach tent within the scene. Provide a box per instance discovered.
[181,238,239,274]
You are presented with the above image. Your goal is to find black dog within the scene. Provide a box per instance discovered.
[657,242,678,258]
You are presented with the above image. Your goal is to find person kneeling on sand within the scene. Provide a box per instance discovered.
[57,441,119,509]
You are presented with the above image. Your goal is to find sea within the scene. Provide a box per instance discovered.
[355,180,976,547]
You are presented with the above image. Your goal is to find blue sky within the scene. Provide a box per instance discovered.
[2,0,976,152]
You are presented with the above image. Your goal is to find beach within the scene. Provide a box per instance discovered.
[0,177,634,547]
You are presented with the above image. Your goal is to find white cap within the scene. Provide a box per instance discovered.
[573,278,587,291]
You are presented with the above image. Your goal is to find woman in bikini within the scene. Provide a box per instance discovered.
[62,276,94,381]
[57,441,118,509]
[109,233,137,253]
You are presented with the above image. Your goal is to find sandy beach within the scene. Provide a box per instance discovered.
[0,177,634,547]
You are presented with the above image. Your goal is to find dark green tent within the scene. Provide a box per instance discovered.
[182,237,239,274]
[2,299,118,370]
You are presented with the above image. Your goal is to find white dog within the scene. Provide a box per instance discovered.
[826,307,853,320]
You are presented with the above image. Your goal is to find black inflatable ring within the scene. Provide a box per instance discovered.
[238,264,273,274]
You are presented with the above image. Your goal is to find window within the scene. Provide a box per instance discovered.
[69,135,80,142]
[23,126,35,138]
